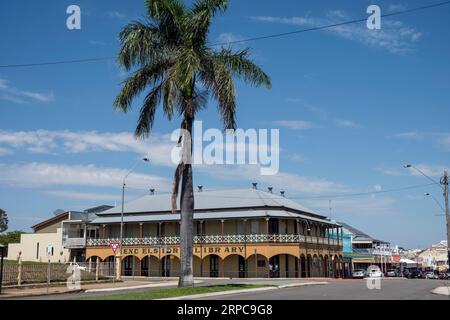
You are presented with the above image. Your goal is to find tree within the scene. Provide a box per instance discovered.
[0,208,8,233]
[114,0,271,287]
[0,231,22,246]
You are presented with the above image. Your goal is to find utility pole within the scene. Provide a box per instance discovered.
[441,170,450,270]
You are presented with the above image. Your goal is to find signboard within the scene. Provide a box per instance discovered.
[109,242,120,255]
[46,245,53,258]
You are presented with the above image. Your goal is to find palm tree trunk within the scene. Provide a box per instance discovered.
[178,117,195,287]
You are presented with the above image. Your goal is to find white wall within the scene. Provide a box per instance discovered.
[7,228,70,263]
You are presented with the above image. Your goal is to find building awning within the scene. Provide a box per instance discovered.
[89,210,340,226]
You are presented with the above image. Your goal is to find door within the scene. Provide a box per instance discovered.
[210,255,219,277]
[238,256,246,278]
[141,257,149,277]
[124,256,133,276]
[161,256,171,277]
[269,256,280,278]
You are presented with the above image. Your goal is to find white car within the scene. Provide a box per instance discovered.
[368,269,383,278]
[425,272,439,279]
[352,269,367,279]
[68,262,86,271]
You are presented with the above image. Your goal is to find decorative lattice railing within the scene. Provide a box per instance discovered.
[86,234,341,246]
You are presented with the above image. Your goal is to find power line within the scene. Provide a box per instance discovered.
[1,1,449,69]
[118,182,436,200]
[0,56,115,69]
[211,0,450,46]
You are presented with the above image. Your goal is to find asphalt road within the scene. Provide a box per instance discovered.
[196,279,450,300]
[7,278,450,300]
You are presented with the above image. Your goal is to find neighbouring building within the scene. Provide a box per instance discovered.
[7,206,112,263]
[418,240,449,271]
[7,211,71,263]
[338,222,393,272]
[62,186,345,278]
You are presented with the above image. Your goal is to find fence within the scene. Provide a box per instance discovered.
[1,260,114,287]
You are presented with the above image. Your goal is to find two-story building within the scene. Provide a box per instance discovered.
[339,221,392,272]
[69,187,345,278]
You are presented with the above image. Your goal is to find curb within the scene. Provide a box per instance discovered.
[160,282,328,300]
[0,289,83,300]
[85,280,204,293]
[430,286,450,296]
[277,281,328,289]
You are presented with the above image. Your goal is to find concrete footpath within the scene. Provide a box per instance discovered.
[162,282,328,300]
[0,279,178,299]
[431,286,450,296]
[0,278,337,300]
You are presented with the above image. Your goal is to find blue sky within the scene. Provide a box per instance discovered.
[1,0,449,248]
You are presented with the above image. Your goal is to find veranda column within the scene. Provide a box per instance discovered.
[115,255,121,281]
[265,218,270,278]
[297,219,301,278]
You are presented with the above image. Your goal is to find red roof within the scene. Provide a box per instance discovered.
[31,212,69,231]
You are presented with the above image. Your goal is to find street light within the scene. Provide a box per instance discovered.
[424,193,445,216]
[0,244,5,295]
[404,164,450,273]
[119,157,150,265]
[403,164,442,187]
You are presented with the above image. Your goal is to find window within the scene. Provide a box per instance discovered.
[268,219,278,234]
[36,242,39,259]
[251,221,259,234]
[236,221,244,235]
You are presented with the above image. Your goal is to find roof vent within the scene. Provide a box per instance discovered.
[252,182,258,189]
[280,191,285,197]
[268,187,273,193]
[198,185,203,192]
[150,189,155,195]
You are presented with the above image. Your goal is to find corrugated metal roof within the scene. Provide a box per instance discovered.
[90,209,339,225]
[97,188,326,218]
[339,221,384,242]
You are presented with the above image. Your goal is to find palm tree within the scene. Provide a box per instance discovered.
[114,0,271,287]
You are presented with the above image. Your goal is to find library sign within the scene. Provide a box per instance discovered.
[122,245,246,256]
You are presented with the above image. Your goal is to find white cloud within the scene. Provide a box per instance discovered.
[0,130,176,166]
[373,184,382,192]
[197,164,350,194]
[0,162,170,190]
[406,164,449,178]
[304,195,397,217]
[272,120,317,130]
[0,79,54,104]
[252,11,422,54]
[335,119,360,128]
[217,33,246,45]
[394,131,450,151]
[289,153,304,162]
[45,190,121,202]
[107,11,126,20]
[0,147,13,156]
[387,4,407,12]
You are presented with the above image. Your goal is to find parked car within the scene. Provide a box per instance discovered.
[368,269,383,278]
[439,272,450,280]
[404,269,422,279]
[425,271,439,279]
[386,269,397,277]
[352,269,367,279]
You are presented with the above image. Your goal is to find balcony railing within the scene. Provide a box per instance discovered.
[86,234,341,247]
[63,237,86,248]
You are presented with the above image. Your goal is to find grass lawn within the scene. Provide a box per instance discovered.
[78,284,269,300]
